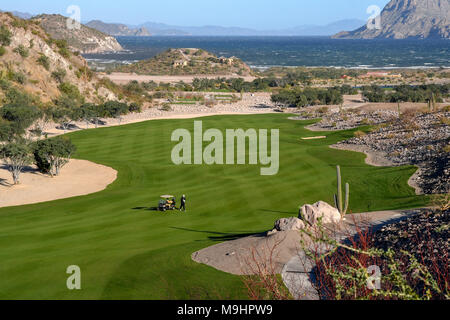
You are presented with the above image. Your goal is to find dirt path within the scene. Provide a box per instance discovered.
[100,72,257,84]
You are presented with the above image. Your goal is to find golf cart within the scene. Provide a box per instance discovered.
[158,195,177,212]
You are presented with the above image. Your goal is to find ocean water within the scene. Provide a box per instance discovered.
[84,36,450,69]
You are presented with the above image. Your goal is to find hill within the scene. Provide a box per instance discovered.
[31,14,123,53]
[115,48,253,76]
[0,12,117,104]
[86,20,151,37]
[333,0,450,39]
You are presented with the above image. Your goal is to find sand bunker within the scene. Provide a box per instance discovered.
[0,159,117,208]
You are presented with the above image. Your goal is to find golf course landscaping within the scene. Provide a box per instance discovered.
[0,114,428,300]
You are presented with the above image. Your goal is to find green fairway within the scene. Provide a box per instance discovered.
[0,114,427,299]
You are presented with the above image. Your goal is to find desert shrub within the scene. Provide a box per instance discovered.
[0,46,6,56]
[440,117,450,126]
[9,71,27,84]
[11,18,28,30]
[4,87,33,105]
[54,39,71,58]
[354,130,366,138]
[160,103,172,112]
[0,78,11,90]
[37,54,50,70]
[128,102,141,113]
[13,45,29,58]
[58,82,83,104]
[0,25,12,46]
[59,47,71,59]
[75,67,93,81]
[0,104,42,135]
[51,68,67,84]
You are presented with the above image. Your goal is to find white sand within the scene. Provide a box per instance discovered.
[0,159,117,208]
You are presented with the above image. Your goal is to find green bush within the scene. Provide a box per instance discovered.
[13,45,29,58]
[128,102,141,113]
[59,47,70,59]
[0,78,11,90]
[51,68,67,84]
[0,25,12,46]
[33,137,76,176]
[37,54,50,70]
[0,46,6,56]
[8,71,27,84]
[4,87,33,105]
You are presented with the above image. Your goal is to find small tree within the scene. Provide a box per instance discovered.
[50,106,79,133]
[1,141,33,184]
[0,104,42,136]
[33,137,76,177]
[79,103,95,129]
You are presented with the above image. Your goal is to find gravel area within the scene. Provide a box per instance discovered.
[336,111,449,194]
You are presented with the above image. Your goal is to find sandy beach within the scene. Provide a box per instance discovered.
[101,72,257,84]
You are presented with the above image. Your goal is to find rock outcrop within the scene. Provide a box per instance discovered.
[268,217,305,236]
[299,201,342,225]
[0,12,117,103]
[333,0,450,39]
[32,14,124,53]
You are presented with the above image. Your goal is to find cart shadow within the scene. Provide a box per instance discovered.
[132,207,159,211]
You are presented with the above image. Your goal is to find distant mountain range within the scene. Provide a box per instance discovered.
[131,19,366,36]
[334,0,450,39]
[1,10,364,36]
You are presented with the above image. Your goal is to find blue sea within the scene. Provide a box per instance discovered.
[84,36,450,69]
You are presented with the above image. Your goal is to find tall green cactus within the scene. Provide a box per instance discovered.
[334,165,349,217]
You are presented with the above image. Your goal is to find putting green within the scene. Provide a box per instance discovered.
[0,114,426,299]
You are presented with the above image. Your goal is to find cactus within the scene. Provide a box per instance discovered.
[397,102,401,117]
[334,165,349,217]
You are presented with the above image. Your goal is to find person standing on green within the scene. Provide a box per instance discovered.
[180,195,186,212]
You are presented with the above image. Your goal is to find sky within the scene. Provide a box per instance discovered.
[0,0,391,29]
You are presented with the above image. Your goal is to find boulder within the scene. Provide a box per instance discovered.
[299,201,341,226]
[268,217,305,236]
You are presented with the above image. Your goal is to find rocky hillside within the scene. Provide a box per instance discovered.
[0,12,117,104]
[86,20,151,36]
[333,0,450,39]
[115,48,253,76]
[32,14,123,53]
